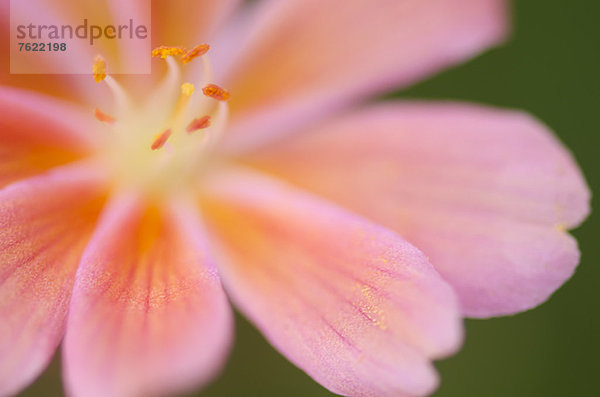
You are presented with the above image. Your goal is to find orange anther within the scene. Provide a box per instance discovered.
[181,44,210,64]
[151,46,187,59]
[92,55,106,83]
[186,116,211,133]
[202,84,231,101]
[94,108,115,124]
[151,129,172,150]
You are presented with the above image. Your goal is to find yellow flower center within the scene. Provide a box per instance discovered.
[91,45,230,200]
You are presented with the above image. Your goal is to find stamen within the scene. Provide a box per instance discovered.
[158,56,182,97]
[151,46,187,59]
[202,84,231,101]
[213,102,230,133]
[94,108,116,124]
[151,129,172,150]
[181,83,195,96]
[181,44,210,64]
[170,82,195,124]
[93,55,106,83]
[200,56,214,84]
[182,55,215,123]
[144,56,182,126]
[203,101,229,149]
[186,116,211,133]
[91,55,130,113]
[104,76,130,114]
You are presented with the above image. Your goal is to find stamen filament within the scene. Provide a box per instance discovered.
[200,56,214,85]
[144,56,183,127]
[104,76,131,115]
[155,56,183,99]
[182,55,215,123]
[170,82,197,127]
[204,101,229,149]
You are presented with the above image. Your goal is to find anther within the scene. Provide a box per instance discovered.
[151,129,172,150]
[151,46,187,59]
[93,55,106,83]
[186,116,211,133]
[182,44,210,64]
[94,108,116,124]
[202,84,231,101]
[181,83,195,96]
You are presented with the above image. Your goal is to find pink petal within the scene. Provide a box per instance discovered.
[0,164,107,396]
[63,194,233,397]
[0,87,100,188]
[243,102,590,317]
[220,0,508,152]
[106,0,151,75]
[200,168,462,397]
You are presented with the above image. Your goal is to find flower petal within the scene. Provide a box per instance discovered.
[200,168,462,397]
[0,164,107,396]
[220,0,508,152]
[63,194,233,397]
[243,102,591,317]
[0,87,99,189]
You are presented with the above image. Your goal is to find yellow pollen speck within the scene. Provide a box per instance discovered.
[555,223,568,232]
[360,285,387,331]
[182,44,210,64]
[181,83,195,96]
[202,84,231,101]
[151,46,187,59]
[92,55,106,83]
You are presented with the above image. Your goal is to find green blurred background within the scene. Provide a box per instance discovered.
[21,0,599,396]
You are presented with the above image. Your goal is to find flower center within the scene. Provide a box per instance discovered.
[92,45,230,199]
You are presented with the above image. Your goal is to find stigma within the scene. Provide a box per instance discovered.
[91,43,231,196]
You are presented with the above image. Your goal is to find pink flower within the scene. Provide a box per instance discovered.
[0,1,590,397]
